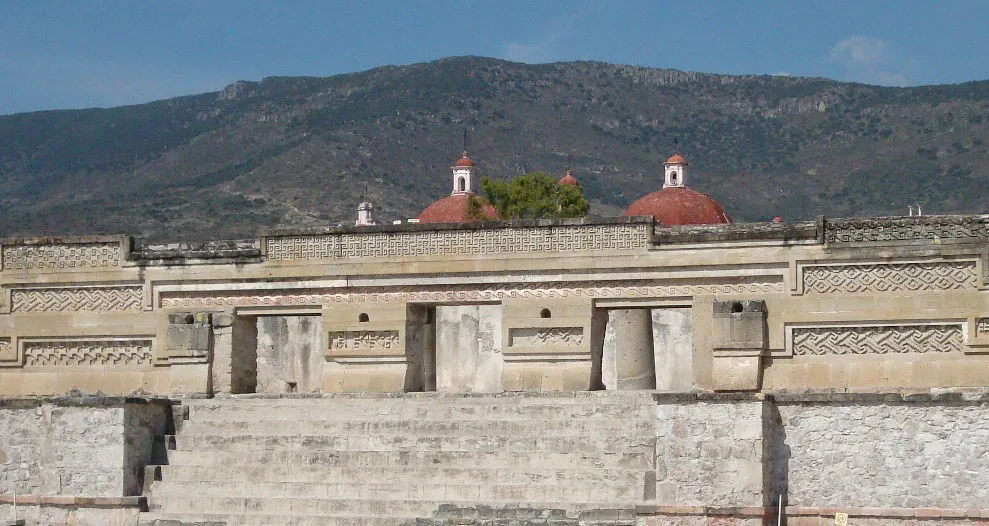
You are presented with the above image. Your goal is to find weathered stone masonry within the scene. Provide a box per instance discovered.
[1,215,989,524]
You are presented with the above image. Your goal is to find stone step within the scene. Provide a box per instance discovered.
[164,448,653,470]
[157,464,647,486]
[185,401,656,423]
[187,394,653,404]
[139,511,419,526]
[139,504,633,526]
[177,418,655,437]
[172,433,654,453]
[148,479,643,503]
[144,497,627,518]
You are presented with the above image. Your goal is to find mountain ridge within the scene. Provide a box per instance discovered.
[0,56,987,241]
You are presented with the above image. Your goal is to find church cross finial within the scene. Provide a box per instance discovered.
[463,127,468,156]
[674,136,680,154]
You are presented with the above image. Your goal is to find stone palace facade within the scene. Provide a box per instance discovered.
[2,209,989,524]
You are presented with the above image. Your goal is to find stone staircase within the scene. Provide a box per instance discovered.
[138,392,657,526]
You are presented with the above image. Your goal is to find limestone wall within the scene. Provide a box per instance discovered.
[776,398,989,509]
[435,305,503,393]
[255,315,323,393]
[645,391,989,524]
[2,215,989,397]
[0,398,167,498]
[655,398,767,507]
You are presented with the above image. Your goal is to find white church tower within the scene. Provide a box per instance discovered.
[355,200,375,226]
[663,153,688,188]
[451,151,479,195]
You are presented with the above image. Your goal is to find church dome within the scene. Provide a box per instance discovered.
[454,153,475,167]
[418,193,499,223]
[623,187,732,226]
[666,153,688,164]
[559,169,580,187]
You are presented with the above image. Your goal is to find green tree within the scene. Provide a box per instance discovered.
[481,172,590,220]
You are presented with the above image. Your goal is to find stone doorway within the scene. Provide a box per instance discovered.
[595,307,693,391]
[406,304,504,393]
[255,315,323,394]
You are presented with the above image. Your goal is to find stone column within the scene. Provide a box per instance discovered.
[210,313,235,394]
[602,309,656,390]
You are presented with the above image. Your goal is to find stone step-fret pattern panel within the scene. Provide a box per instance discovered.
[791,324,963,356]
[265,223,650,261]
[508,327,584,347]
[21,338,154,367]
[1,242,122,271]
[160,278,784,308]
[824,215,989,244]
[801,261,978,294]
[327,330,400,356]
[10,285,143,312]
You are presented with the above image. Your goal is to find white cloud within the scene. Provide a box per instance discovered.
[502,41,557,64]
[829,36,909,86]
[501,8,584,64]
[830,36,888,67]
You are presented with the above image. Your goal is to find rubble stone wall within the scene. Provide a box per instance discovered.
[775,399,989,509]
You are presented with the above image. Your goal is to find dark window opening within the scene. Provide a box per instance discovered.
[540,308,552,319]
[359,313,370,323]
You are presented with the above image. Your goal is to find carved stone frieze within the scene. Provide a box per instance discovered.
[2,243,121,271]
[328,330,400,352]
[824,216,989,244]
[10,286,143,312]
[509,327,584,347]
[160,278,784,308]
[21,339,154,367]
[0,338,12,363]
[265,223,650,261]
[792,324,962,356]
[978,318,989,334]
[802,261,978,294]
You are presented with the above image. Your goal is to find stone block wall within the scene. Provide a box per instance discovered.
[775,397,989,509]
[0,398,168,526]
[0,398,168,498]
[655,397,768,507]
[644,391,989,525]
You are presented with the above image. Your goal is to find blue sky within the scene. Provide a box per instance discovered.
[2,0,988,114]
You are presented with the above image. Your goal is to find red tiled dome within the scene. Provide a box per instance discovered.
[418,193,499,223]
[666,154,688,164]
[454,153,475,167]
[559,170,579,187]
[623,187,732,226]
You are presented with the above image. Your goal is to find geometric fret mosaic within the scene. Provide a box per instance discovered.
[22,339,154,367]
[825,215,989,244]
[802,261,978,294]
[11,286,143,312]
[266,223,650,261]
[1,243,121,271]
[792,324,963,355]
[159,278,785,308]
